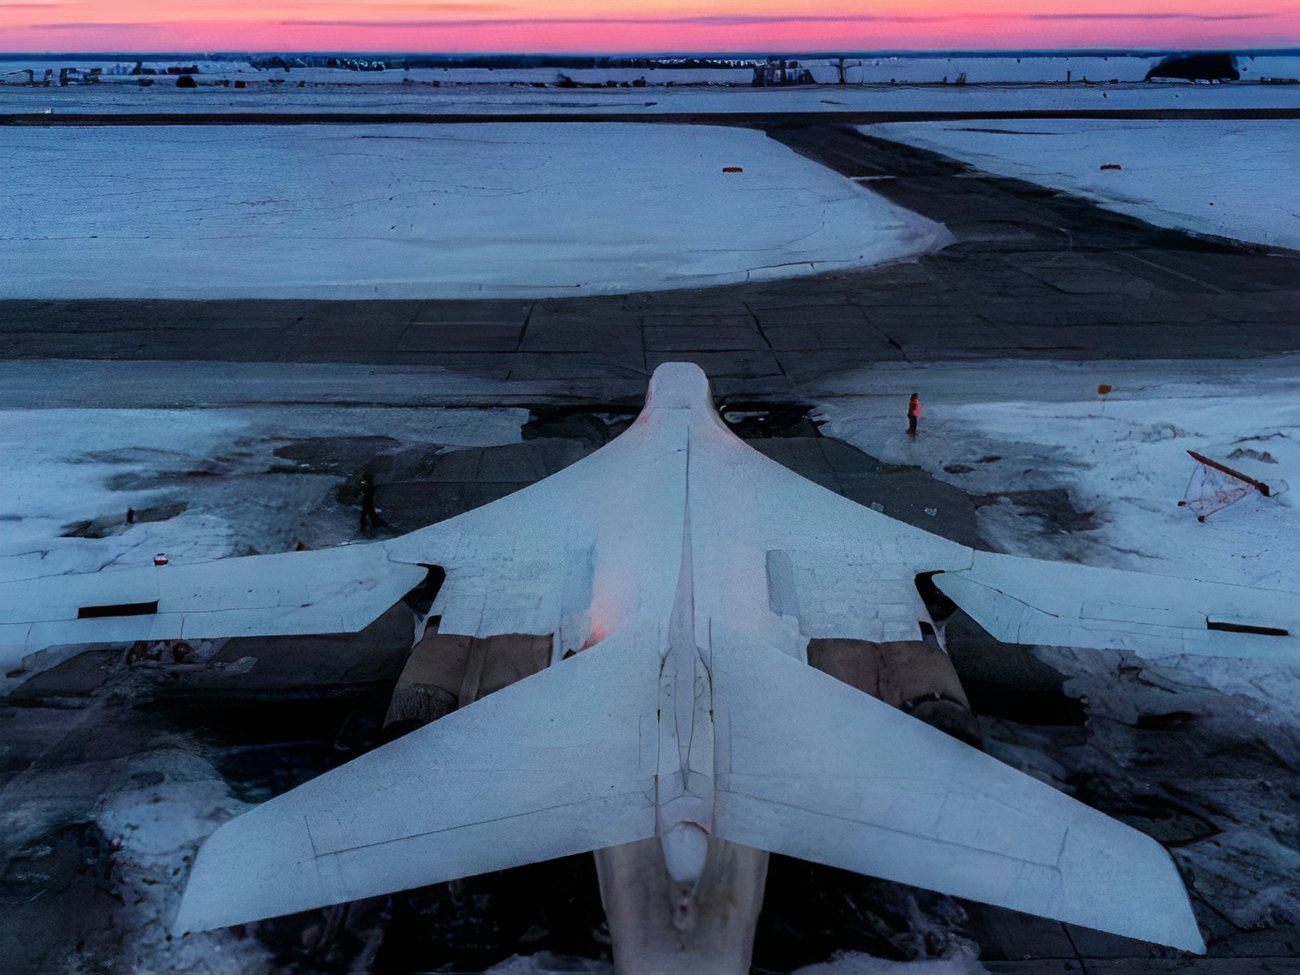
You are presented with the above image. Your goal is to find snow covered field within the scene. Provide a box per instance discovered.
[3,53,1297,89]
[0,123,951,299]
[3,77,1300,116]
[0,403,526,583]
[868,119,1300,251]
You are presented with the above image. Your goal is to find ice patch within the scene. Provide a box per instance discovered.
[94,750,272,975]
[0,404,526,571]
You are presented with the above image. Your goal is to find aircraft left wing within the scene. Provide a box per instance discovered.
[0,544,429,672]
[173,626,660,932]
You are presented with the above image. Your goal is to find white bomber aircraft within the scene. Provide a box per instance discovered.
[3,362,1297,971]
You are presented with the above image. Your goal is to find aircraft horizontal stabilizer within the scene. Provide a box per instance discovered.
[707,622,1204,952]
[173,630,660,933]
[936,551,1297,661]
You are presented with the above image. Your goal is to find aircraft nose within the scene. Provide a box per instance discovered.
[645,362,713,412]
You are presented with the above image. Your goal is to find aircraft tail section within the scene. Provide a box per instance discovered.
[706,622,1204,952]
[173,630,659,933]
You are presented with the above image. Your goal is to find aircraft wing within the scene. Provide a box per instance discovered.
[173,626,660,933]
[0,544,429,671]
[681,384,973,650]
[707,621,1205,952]
[0,393,692,671]
[935,551,1298,661]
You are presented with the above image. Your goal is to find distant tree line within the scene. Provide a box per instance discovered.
[248,54,760,71]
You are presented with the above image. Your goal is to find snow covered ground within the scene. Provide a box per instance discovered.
[3,77,1300,116]
[90,750,272,974]
[0,122,951,299]
[0,403,526,579]
[813,356,1298,589]
[867,119,1300,251]
[811,355,1300,715]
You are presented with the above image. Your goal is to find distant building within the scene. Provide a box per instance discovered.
[752,58,815,86]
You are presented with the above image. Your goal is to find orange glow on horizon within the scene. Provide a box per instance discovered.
[1,2,1297,52]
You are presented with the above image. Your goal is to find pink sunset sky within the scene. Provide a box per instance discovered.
[1,1,1297,53]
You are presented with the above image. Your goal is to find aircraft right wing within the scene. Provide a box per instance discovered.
[935,551,1298,661]
[707,620,1205,952]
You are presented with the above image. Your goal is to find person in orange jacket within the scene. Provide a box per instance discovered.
[907,393,921,436]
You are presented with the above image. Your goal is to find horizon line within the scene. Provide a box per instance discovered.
[5,45,1300,58]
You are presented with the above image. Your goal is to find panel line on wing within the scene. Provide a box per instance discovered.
[716,781,1068,869]
[304,787,657,857]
